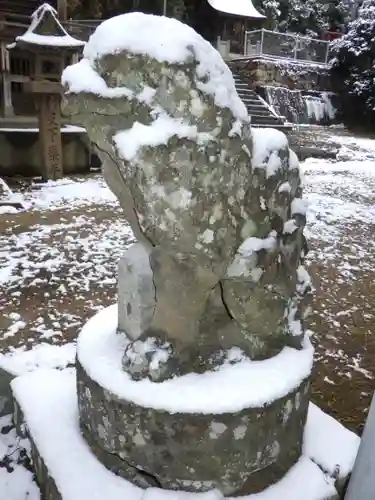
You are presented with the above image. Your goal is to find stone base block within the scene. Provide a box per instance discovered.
[77,359,310,495]
[10,368,355,500]
[0,365,15,417]
[76,305,316,496]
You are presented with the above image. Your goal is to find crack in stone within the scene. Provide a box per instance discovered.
[81,422,162,489]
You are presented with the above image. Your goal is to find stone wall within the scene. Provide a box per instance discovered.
[229,57,340,125]
[230,57,332,92]
[0,131,94,177]
[258,87,340,125]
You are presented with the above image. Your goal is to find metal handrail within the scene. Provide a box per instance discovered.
[63,19,102,26]
[244,28,331,65]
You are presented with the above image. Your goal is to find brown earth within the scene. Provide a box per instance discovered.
[1,176,374,435]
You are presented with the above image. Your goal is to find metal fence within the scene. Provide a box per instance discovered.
[244,29,331,65]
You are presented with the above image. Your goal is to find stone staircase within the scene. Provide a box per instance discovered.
[232,73,290,129]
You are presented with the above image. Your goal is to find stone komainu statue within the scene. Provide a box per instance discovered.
[63,12,313,497]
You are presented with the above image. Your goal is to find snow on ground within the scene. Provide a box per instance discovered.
[301,135,375,395]
[0,342,75,376]
[0,128,374,498]
[22,176,117,211]
[0,175,134,351]
[0,414,40,500]
[0,206,18,214]
[0,133,374,398]
[304,403,359,480]
[1,215,130,291]
[0,175,131,498]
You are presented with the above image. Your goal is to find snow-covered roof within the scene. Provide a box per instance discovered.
[207,0,266,19]
[15,3,85,49]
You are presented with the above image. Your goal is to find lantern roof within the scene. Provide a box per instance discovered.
[13,3,85,50]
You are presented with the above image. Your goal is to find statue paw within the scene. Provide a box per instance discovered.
[122,336,173,382]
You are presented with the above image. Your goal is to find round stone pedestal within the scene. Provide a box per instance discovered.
[76,305,314,496]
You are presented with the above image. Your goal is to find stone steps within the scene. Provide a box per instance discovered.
[245,107,275,117]
[232,73,289,130]
[251,114,284,125]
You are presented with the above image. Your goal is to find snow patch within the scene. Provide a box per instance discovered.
[252,128,289,177]
[63,59,133,98]
[303,403,360,480]
[0,178,27,210]
[0,343,76,376]
[12,368,142,500]
[291,198,309,216]
[0,416,40,500]
[0,206,18,214]
[227,233,277,278]
[22,177,117,211]
[114,115,211,162]
[305,94,337,123]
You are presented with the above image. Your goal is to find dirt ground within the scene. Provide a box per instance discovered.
[1,141,375,435]
[309,249,375,434]
[1,198,132,351]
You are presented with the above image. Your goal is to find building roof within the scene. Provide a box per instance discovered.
[207,0,266,19]
[14,3,85,49]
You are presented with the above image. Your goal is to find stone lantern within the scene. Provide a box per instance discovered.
[8,3,84,181]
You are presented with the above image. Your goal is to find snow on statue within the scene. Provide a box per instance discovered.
[62,12,314,495]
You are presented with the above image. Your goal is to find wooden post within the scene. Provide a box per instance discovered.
[294,34,299,60]
[72,53,80,64]
[1,42,13,116]
[57,0,68,21]
[260,29,265,57]
[38,93,63,181]
[2,74,13,116]
[24,80,64,182]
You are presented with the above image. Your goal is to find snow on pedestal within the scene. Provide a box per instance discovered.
[304,404,360,495]
[0,342,76,417]
[77,305,313,414]
[10,367,359,500]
